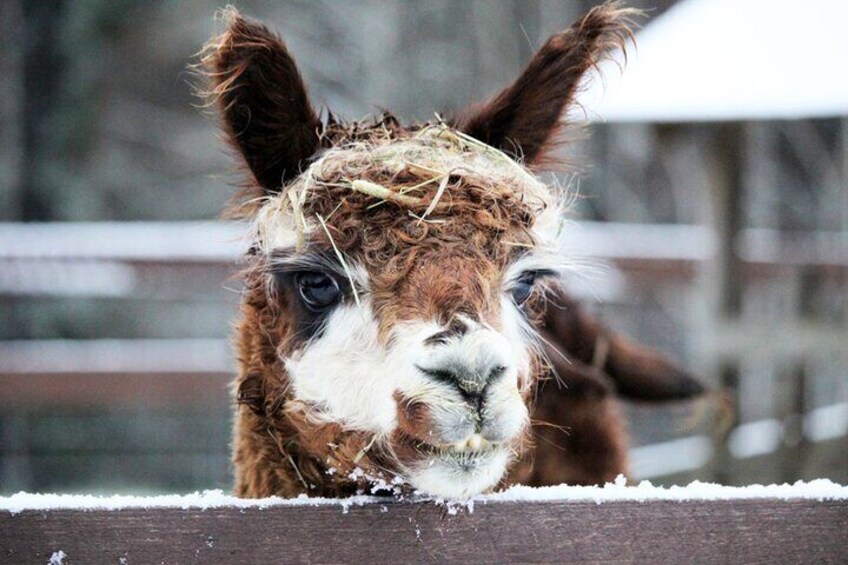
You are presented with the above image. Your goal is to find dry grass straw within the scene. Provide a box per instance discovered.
[256,123,555,293]
[315,213,361,306]
[303,123,550,220]
[350,179,424,207]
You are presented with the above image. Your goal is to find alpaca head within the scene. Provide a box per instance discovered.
[246,125,565,499]
[202,3,638,499]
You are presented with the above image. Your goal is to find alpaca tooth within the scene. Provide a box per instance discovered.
[453,441,467,452]
[467,434,483,451]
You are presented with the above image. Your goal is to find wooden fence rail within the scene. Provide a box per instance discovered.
[2,498,847,564]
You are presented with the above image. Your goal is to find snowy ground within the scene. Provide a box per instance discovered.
[2,477,846,515]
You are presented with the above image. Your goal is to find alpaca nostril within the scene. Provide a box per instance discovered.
[416,367,455,384]
[416,362,509,399]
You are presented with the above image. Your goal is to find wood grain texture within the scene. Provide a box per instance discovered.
[1,499,846,564]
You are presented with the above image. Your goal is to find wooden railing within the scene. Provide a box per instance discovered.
[2,495,846,563]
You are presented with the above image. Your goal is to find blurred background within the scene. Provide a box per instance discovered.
[0,0,845,495]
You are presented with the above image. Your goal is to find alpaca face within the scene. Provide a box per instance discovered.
[278,276,532,499]
[250,134,566,498]
[274,258,544,498]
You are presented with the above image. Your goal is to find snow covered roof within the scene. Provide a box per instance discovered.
[577,0,848,122]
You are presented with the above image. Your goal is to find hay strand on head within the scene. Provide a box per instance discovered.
[418,173,451,222]
[315,213,360,306]
[349,179,424,207]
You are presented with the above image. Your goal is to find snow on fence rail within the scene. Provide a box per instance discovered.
[2,480,847,563]
[0,221,844,264]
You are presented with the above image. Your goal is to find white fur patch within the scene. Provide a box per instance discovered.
[285,297,397,432]
[532,201,565,244]
[408,448,511,499]
[254,195,301,252]
[284,305,531,499]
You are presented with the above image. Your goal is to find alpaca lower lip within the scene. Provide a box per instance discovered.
[426,440,500,467]
[432,447,500,472]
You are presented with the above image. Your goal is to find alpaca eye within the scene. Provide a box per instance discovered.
[511,273,536,306]
[296,272,341,311]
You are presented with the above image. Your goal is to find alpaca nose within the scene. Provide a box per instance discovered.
[419,324,515,407]
[418,361,508,404]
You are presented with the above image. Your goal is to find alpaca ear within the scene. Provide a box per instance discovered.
[452,2,635,164]
[541,285,705,402]
[201,10,321,192]
[538,328,615,399]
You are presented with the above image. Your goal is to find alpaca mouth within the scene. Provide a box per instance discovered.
[422,435,501,470]
[408,438,512,498]
[437,448,499,470]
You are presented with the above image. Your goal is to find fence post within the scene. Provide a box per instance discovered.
[704,121,745,484]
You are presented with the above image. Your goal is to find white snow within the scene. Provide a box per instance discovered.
[2,479,846,515]
[3,221,843,272]
[630,435,713,478]
[728,419,784,459]
[0,338,232,374]
[577,0,848,122]
[806,402,848,442]
[0,490,383,515]
[0,221,245,262]
[480,477,848,504]
[47,551,66,565]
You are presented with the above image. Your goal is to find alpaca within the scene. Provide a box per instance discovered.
[199,2,703,500]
